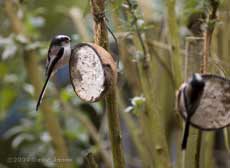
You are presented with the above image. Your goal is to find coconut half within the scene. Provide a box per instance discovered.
[69,43,117,102]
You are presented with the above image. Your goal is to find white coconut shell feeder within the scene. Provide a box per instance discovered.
[69,43,117,102]
[178,74,230,130]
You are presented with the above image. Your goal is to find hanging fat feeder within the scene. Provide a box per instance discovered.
[177,74,230,130]
[69,43,117,102]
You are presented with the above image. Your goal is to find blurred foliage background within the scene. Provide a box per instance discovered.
[0,0,230,168]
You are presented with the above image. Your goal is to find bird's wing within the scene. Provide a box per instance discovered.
[183,86,190,117]
[46,46,62,75]
[46,47,64,76]
[189,94,202,115]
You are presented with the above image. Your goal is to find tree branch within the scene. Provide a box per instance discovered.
[90,1,126,168]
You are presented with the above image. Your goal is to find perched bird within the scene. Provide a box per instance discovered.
[177,73,205,150]
[36,35,71,111]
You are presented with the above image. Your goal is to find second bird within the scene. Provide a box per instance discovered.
[177,73,205,150]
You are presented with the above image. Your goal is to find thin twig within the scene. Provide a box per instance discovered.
[126,0,148,67]
[105,20,120,67]
[202,0,219,73]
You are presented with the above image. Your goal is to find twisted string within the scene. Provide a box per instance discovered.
[93,11,119,68]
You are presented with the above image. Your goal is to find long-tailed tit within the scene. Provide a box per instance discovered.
[36,35,71,111]
[177,73,205,149]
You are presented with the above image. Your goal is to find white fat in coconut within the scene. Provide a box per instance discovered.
[72,45,105,101]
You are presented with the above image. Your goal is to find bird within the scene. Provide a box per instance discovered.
[36,35,71,111]
[177,73,205,150]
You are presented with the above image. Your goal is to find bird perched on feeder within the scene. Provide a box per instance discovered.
[36,35,71,111]
[177,73,205,150]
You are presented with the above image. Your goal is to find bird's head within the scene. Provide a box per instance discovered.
[46,35,71,76]
[50,35,71,48]
[190,73,205,89]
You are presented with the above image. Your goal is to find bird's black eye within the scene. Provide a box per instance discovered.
[51,39,62,46]
[63,37,70,42]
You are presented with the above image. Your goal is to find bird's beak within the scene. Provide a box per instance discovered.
[36,47,64,111]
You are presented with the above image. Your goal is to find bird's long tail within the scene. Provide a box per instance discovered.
[182,119,190,150]
[36,75,50,111]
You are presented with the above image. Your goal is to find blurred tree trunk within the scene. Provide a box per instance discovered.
[165,0,184,167]
[4,1,72,168]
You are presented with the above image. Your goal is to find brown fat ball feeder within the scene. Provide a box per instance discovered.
[177,74,230,130]
[69,43,117,102]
